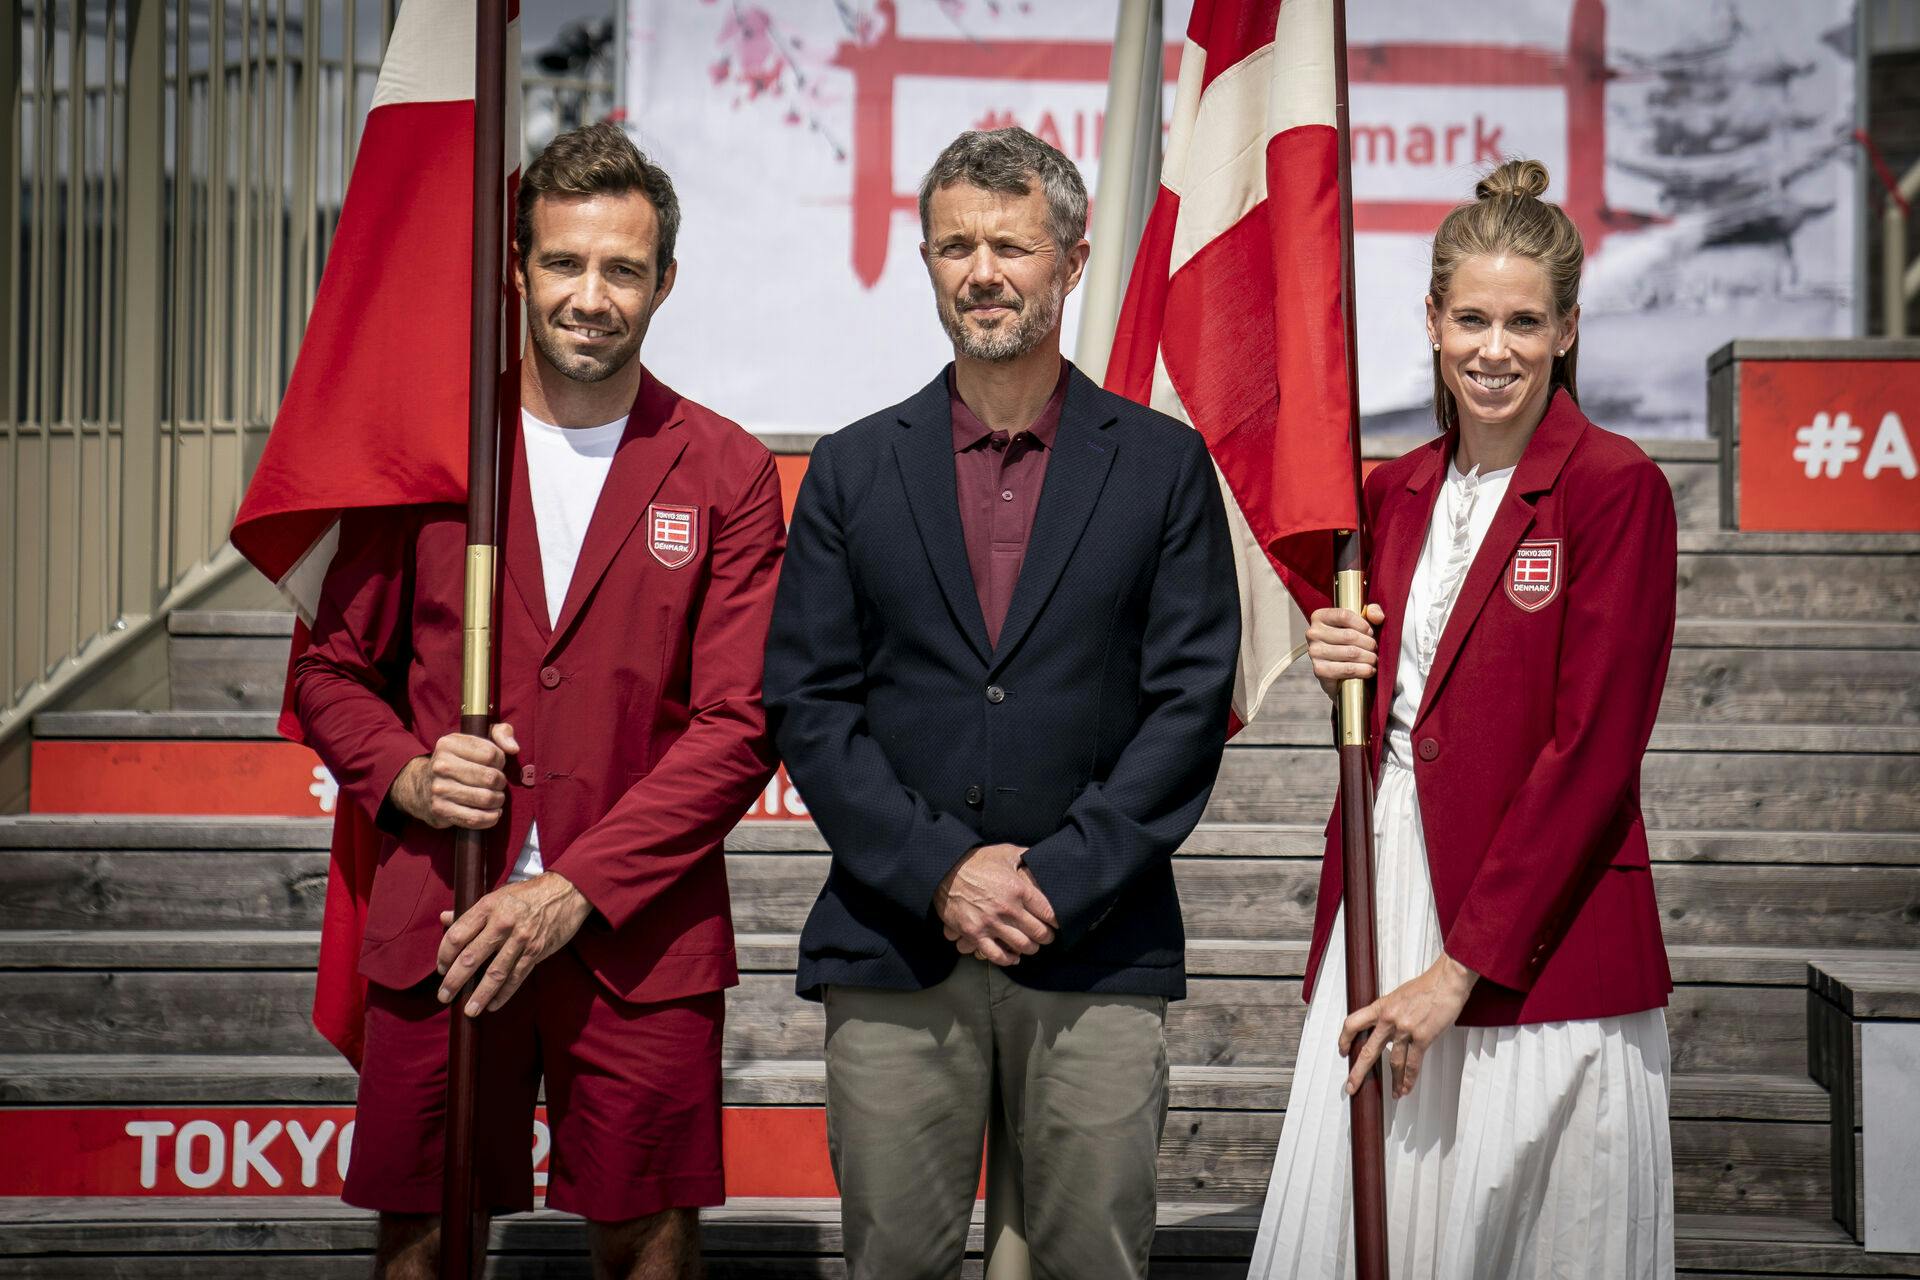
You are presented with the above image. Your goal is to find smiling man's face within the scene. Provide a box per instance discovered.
[519,190,675,384]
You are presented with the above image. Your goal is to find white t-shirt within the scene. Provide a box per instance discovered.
[511,410,627,882]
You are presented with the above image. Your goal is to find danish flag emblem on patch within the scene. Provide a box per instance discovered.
[1504,540,1562,612]
[648,504,698,570]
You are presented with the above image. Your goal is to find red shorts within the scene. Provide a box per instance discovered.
[342,946,726,1222]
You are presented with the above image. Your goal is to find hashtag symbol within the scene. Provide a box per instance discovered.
[1792,412,1863,479]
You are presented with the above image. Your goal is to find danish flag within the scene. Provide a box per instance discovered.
[229,0,523,1068]
[1104,0,1358,733]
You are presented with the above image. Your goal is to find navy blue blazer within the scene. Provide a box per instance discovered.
[765,363,1238,1001]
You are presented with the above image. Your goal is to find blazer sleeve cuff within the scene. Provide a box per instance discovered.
[906,816,988,919]
[353,731,430,837]
[1443,914,1539,993]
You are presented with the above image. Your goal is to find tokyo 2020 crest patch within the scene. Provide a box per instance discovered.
[648,503,699,570]
[1504,539,1563,612]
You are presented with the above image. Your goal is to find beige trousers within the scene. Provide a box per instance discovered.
[823,957,1169,1280]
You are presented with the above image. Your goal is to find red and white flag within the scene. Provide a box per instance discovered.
[230,0,522,1066]
[1104,0,1358,732]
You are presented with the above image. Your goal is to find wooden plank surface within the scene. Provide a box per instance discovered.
[1808,956,1920,1020]
[0,929,1841,993]
[3,1201,1916,1277]
[6,846,1913,950]
[0,971,1807,1074]
[0,1050,1830,1122]
[167,612,296,637]
[169,637,292,712]
[3,815,1915,866]
[1206,748,1920,831]
[1250,651,1920,732]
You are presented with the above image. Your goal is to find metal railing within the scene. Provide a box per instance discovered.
[2,0,398,735]
[2,1,616,739]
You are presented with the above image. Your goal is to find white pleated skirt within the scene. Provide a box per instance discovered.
[1247,750,1676,1280]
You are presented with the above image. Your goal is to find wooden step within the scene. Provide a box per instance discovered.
[0,1047,1830,1121]
[0,964,1819,1075]
[5,840,1916,948]
[28,716,1920,833]
[1671,534,1920,623]
[38,704,1920,750]
[6,813,1914,865]
[1207,745,1920,831]
[4,931,1890,990]
[167,622,1920,722]
[1,1200,1916,1277]
[161,609,1920,651]
[4,842,1914,949]
[168,612,297,638]
[1253,648,1920,730]
[1238,716,1920,753]
[166,612,289,715]
[0,1100,1831,1219]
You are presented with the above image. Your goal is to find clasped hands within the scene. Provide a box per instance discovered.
[387,723,593,1018]
[933,843,1057,966]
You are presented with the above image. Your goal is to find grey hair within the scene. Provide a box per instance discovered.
[917,127,1089,252]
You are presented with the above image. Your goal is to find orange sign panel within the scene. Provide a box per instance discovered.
[31,741,808,822]
[0,1105,839,1198]
[1738,360,1920,532]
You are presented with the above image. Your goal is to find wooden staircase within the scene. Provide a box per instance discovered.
[1,446,1917,1275]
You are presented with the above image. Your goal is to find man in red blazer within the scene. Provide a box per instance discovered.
[294,123,783,1279]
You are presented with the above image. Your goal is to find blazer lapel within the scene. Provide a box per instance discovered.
[547,372,687,649]
[1369,440,1445,742]
[893,369,993,666]
[1413,391,1587,727]
[990,368,1116,674]
[503,416,552,644]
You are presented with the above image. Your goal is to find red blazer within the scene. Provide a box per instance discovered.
[1303,391,1676,1026]
[293,371,785,1003]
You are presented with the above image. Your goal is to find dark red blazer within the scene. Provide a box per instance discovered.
[293,371,784,1003]
[1303,391,1676,1026]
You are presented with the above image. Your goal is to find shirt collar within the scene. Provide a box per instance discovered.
[949,361,1070,454]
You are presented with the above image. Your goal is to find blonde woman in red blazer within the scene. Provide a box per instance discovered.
[1250,160,1678,1279]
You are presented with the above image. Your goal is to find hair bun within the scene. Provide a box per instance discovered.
[1475,158,1550,202]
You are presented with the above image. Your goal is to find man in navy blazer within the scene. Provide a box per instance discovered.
[764,127,1238,1280]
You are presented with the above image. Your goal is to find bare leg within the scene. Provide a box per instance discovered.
[589,1207,704,1280]
[372,1211,491,1280]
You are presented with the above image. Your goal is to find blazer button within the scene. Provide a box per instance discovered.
[986,685,1006,704]
[520,765,537,786]
[1417,737,1440,761]
[540,665,561,689]
[964,784,984,808]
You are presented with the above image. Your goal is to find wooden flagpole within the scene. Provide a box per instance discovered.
[440,0,509,1274]
[1328,1,1390,1276]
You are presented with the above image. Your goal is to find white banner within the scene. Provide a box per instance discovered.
[624,0,1856,438]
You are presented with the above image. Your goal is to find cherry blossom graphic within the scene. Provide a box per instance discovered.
[705,1,858,160]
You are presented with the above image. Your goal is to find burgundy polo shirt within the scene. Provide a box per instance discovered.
[950,363,1069,648]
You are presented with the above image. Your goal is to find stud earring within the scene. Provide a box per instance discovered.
[1432,343,1440,352]
[1555,349,1566,357]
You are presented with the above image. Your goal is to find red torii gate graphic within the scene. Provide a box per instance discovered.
[832,0,1658,288]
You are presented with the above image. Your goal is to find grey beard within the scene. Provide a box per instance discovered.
[942,286,1062,363]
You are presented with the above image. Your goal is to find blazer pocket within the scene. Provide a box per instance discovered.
[361,842,433,943]
[1608,819,1652,870]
